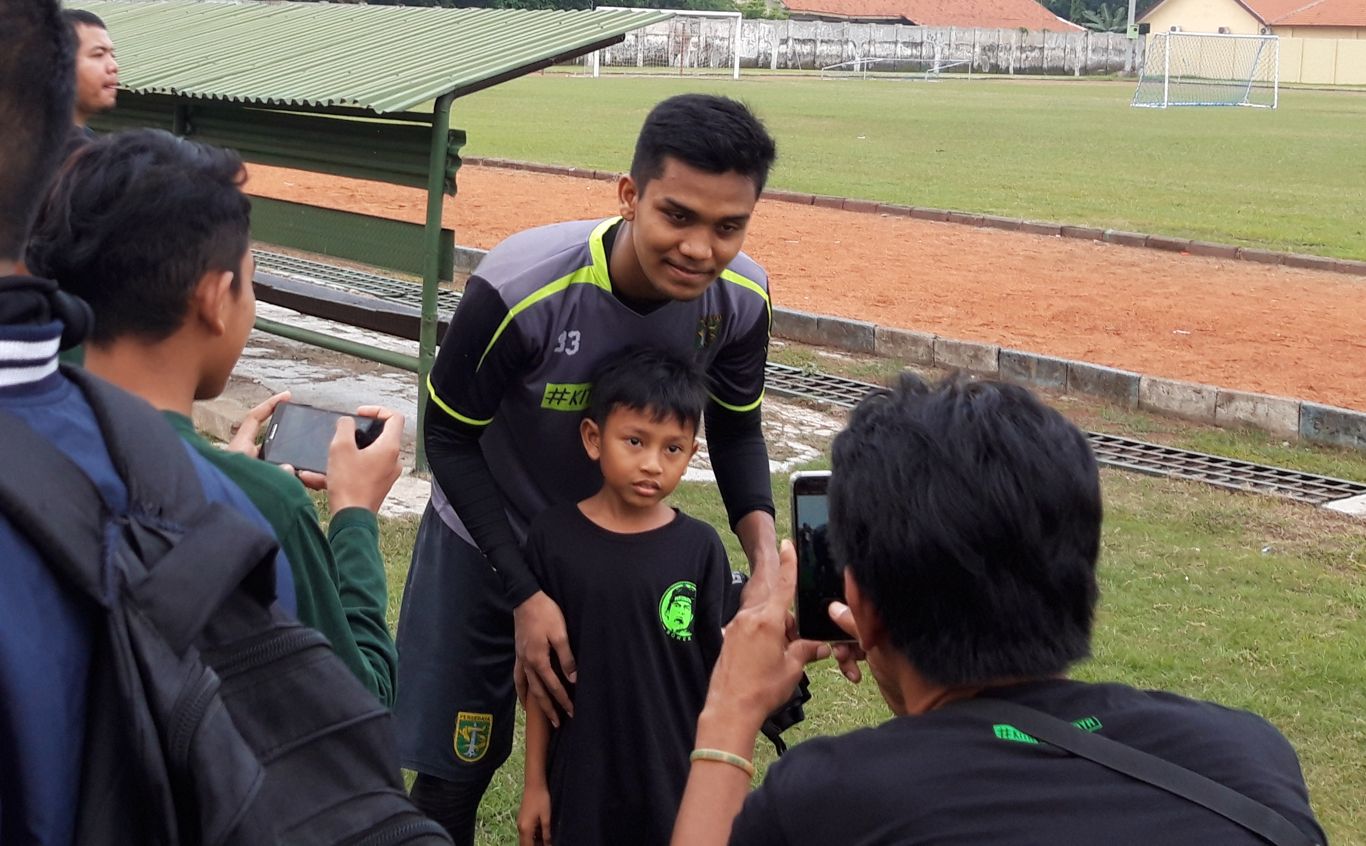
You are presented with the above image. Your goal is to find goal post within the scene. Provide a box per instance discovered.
[1132,31,1279,109]
[589,8,742,79]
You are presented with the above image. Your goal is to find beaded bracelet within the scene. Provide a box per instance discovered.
[690,747,756,779]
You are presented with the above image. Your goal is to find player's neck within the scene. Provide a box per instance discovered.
[72,110,89,129]
[578,489,675,534]
[606,220,654,304]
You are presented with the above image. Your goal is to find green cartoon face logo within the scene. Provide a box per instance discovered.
[659,580,698,641]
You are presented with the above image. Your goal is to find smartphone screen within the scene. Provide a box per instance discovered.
[260,403,368,475]
[792,471,851,642]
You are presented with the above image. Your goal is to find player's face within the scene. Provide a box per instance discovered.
[74,25,119,119]
[582,406,698,510]
[618,156,758,303]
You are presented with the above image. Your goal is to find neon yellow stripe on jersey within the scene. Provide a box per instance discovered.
[709,389,764,414]
[477,265,603,371]
[426,374,493,426]
[720,268,772,329]
[587,217,620,288]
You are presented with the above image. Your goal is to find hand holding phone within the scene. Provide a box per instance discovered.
[259,401,384,475]
[791,471,854,643]
[324,408,404,514]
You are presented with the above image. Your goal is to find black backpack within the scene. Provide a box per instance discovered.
[0,367,449,846]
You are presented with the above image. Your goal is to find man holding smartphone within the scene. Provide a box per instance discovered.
[397,94,780,843]
[671,376,1325,846]
[27,129,405,707]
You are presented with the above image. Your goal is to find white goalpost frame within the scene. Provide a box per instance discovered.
[591,7,742,80]
[1133,30,1279,109]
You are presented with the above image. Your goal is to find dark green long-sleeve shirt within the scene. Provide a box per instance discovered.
[164,412,397,705]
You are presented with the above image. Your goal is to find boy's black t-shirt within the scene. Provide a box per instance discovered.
[524,502,729,846]
[727,678,1326,846]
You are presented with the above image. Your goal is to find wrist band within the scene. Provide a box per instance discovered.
[690,748,756,779]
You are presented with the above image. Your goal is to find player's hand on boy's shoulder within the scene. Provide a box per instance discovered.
[517,782,553,846]
[514,590,577,727]
[324,406,404,514]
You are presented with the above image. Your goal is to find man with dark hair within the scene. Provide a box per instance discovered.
[62,9,117,154]
[0,7,293,843]
[397,93,779,842]
[671,376,1326,845]
[27,128,404,705]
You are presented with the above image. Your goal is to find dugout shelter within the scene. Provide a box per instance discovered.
[82,0,673,466]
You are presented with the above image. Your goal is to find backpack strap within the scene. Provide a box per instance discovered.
[0,407,111,603]
[954,697,1318,846]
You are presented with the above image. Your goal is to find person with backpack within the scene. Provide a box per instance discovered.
[1,6,448,843]
[27,128,404,707]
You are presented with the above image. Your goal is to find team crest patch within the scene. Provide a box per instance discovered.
[695,314,723,350]
[658,580,698,641]
[453,711,493,763]
[541,381,592,411]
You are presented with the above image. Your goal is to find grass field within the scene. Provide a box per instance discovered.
[366,393,1366,845]
[452,75,1366,259]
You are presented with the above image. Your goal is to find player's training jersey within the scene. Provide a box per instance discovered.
[427,217,771,545]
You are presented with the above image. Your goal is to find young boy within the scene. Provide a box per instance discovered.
[517,348,729,846]
[26,129,404,705]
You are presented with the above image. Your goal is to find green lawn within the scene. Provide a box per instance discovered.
[451,75,1366,259]
[376,460,1366,844]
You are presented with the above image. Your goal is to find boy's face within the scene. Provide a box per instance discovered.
[74,24,118,120]
[581,405,698,510]
[617,156,758,303]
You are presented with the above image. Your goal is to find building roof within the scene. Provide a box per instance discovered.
[780,0,1084,30]
[1142,0,1366,27]
[82,0,672,114]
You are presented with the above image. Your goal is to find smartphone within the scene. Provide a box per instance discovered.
[791,471,851,643]
[259,402,383,475]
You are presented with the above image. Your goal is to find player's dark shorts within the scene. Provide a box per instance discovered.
[394,502,515,782]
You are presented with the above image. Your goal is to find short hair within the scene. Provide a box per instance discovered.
[0,0,75,261]
[828,374,1102,686]
[630,94,777,197]
[63,9,107,31]
[586,347,707,434]
[26,130,251,345]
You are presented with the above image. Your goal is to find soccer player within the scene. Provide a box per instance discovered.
[396,94,778,843]
[516,349,729,846]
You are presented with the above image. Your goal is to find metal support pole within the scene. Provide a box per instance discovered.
[732,14,741,79]
[416,92,455,472]
[172,103,189,137]
[254,317,419,373]
[1162,34,1171,107]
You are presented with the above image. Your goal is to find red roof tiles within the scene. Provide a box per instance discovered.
[780,0,1085,31]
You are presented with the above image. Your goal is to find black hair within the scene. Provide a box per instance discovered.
[26,129,251,345]
[828,374,1102,686]
[630,94,777,197]
[0,0,75,261]
[586,346,707,434]
[63,9,107,31]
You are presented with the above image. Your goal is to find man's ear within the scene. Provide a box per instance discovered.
[617,174,638,222]
[844,569,889,654]
[192,269,236,335]
[580,417,603,461]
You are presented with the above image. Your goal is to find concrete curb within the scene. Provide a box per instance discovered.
[462,156,1366,278]
[448,242,1366,452]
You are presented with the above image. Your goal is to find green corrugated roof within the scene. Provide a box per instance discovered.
[81,0,672,114]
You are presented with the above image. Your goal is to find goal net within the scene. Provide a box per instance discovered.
[585,9,741,79]
[1132,32,1278,109]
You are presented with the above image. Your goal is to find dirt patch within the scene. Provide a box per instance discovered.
[246,163,1366,411]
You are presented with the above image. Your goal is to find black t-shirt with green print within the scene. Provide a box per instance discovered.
[524,502,728,846]
[727,678,1326,846]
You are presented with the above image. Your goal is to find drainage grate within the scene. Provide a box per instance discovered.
[764,366,1366,507]
[254,249,462,313]
[253,249,1366,508]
